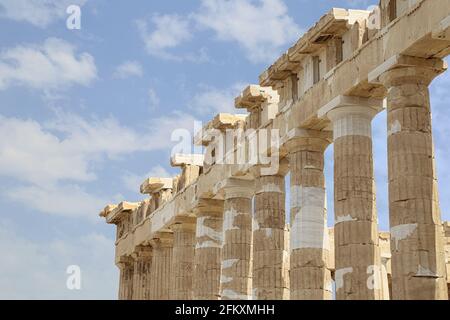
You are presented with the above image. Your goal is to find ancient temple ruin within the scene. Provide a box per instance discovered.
[100,0,450,300]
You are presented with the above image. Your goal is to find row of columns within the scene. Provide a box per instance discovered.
[116,59,448,300]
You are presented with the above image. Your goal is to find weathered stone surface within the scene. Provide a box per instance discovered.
[99,0,450,300]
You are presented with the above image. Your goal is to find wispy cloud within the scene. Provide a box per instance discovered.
[189,82,247,116]
[194,0,302,63]
[136,14,208,62]
[0,221,117,299]
[136,0,300,64]
[0,109,199,218]
[5,184,110,219]
[148,87,160,109]
[113,60,143,79]
[0,38,97,91]
[0,0,87,28]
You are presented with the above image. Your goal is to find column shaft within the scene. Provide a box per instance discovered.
[117,263,125,300]
[329,105,382,300]
[288,135,332,300]
[193,199,224,300]
[380,66,448,299]
[171,218,196,300]
[150,235,173,300]
[132,258,141,300]
[141,257,152,300]
[132,246,152,300]
[220,180,253,300]
[253,172,289,299]
[123,261,134,300]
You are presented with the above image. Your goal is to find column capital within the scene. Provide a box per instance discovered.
[132,245,152,260]
[250,157,289,178]
[215,178,254,200]
[116,255,133,269]
[150,232,174,248]
[318,95,384,140]
[318,95,383,121]
[368,54,447,87]
[192,198,224,217]
[284,128,332,154]
[171,216,196,232]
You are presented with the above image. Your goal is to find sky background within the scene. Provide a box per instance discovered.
[0,0,448,299]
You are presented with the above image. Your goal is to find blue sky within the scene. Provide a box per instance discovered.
[0,0,448,299]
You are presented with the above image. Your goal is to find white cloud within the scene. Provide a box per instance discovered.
[122,165,171,193]
[5,184,109,219]
[0,111,200,186]
[148,87,160,109]
[0,221,117,299]
[137,14,194,61]
[190,82,247,116]
[0,0,87,28]
[0,110,199,217]
[145,110,201,150]
[136,0,300,63]
[113,60,143,79]
[0,113,150,186]
[0,38,97,91]
[194,0,301,63]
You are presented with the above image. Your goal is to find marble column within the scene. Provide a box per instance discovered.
[376,57,448,300]
[149,233,173,300]
[131,246,152,300]
[119,258,134,300]
[220,178,254,300]
[117,262,126,300]
[252,163,289,300]
[324,97,383,300]
[171,217,196,300]
[193,199,224,300]
[286,130,333,300]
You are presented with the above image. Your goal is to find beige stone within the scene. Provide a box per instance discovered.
[286,131,333,300]
[375,58,448,300]
[192,199,224,300]
[170,217,196,300]
[149,233,173,300]
[220,178,254,300]
[99,0,450,300]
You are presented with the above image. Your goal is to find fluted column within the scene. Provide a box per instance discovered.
[193,199,224,300]
[324,97,383,300]
[132,251,140,300]
[171,217,196,300]
[286,130,333,300]
[376,58,448,300]
[220,178,254,300]
[149,233,173,300]
[252,163,289,300]
[132,246,152,300]
[119,258,134,300]
[117,262,126,300]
